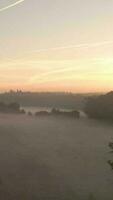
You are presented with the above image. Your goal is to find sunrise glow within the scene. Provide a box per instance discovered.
[0,0,113,93]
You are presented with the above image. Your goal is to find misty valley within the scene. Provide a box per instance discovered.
[0,92,113,200]
[1,0,113,199]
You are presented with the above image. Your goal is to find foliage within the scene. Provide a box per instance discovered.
[108,142,113,169]
[0,102,25,114]
[84,91,113,120]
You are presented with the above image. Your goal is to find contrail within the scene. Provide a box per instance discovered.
[1,40,113,66]
[0,0,25,12]
[29,68,79,84]
[30,40,113,54]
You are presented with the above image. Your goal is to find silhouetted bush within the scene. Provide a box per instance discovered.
[28,111,32,116]
[35,108,80,118]
[0,102,25,114]
[108,142,113,169]
[35,111,50,117]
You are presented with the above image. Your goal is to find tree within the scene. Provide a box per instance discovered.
[108,142,113,169]
[84,92,113,120]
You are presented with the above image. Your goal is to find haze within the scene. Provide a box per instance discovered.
[0,113,112,200]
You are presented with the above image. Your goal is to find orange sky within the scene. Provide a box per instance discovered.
[0,0,113,93]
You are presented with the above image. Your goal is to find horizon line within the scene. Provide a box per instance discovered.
[0,89,107,95]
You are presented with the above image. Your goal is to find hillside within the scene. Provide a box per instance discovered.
[0,91,85,109]
[84,91,113,120]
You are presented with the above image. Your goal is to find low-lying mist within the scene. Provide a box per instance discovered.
[0,114,113,200]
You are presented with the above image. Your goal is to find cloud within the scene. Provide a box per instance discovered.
[0,0,25,12]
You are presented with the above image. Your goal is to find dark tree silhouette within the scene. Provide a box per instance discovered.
[108,142,113,169]
[0,102,25,114]
[84,91,113,120]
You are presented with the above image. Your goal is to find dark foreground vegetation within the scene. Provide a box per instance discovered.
[0,102,25,114]
[108,142,113,170]
[35,108,80,118]
[0,102,80,119]
[84,91,113,121]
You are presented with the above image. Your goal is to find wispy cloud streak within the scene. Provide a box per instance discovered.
[0,0,25,12]
[31,41,113,54]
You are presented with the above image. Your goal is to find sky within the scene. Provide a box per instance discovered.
[0,0,113,93]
